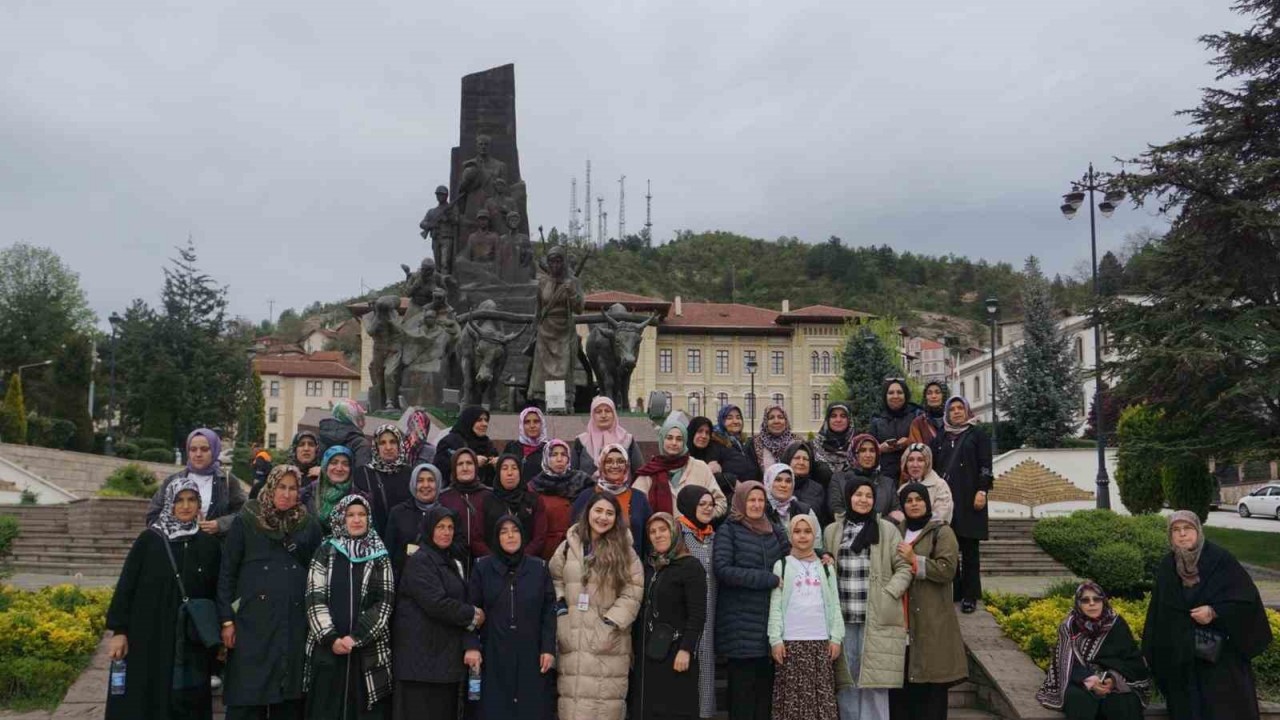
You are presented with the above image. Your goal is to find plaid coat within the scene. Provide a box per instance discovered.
[304,541,395,709]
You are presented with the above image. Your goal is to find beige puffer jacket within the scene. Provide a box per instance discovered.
[549,526,644,720]
[633,456,729,519]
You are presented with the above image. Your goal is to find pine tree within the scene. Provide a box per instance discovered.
[1083,381,1121,447]
[1000,257,1080,448]
[841,329,901,430]
[0,374,27,445]
[1108,0,1280,457]
[1096,251,1124,296]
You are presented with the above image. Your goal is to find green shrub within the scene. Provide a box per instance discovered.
[0,374,27,446]
[18,489,37,505]
[1162,454,1216,522]
[114,442,139,460]
[1043,578,1081,598]
[0,657,81,710]
[138,448,174,463]
[134,437,170,452]
[1033,510,1168,596]
[100,463,158,499]
[0,516,17,560]
[0,585,113,710]
[1115,404,1165,514]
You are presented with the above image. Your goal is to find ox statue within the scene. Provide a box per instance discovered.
[585,303,656,410]
[457,299,528,408]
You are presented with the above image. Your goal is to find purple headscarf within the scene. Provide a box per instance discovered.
[186,428,221,475]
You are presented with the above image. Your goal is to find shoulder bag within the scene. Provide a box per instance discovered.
[154,529,223,649]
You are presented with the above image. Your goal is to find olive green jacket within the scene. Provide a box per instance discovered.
[899,519,968,685]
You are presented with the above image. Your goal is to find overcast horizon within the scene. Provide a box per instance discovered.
[1,0,1244,328]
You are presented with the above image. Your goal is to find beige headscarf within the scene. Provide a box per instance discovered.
[1167,510,1205,587]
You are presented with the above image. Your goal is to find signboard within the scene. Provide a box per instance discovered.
[545,381,567,412]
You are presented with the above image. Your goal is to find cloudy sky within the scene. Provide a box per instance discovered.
[1,0,1243,327]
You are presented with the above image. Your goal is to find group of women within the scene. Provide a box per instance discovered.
[107,381,1268,720]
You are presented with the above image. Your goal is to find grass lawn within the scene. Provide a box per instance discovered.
[1205,526,1280,571]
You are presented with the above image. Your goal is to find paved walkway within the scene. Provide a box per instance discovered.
[2,573,117,591]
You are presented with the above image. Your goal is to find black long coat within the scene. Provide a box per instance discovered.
[633,555,708,720]
[931,427,992,540]
[352,465,412,539]
[1143,542,1273,720]
[468,554,557,720]
[217,513,322,708]
[869,404,922,482]
[383,500,435,581]
[391,544,476,684]
[105,530,221,720]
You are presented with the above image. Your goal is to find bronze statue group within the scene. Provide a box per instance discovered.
[103,386,1273,720]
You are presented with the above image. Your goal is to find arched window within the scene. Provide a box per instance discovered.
[975,376,982,400]
[821,351,831,374]
[744,393,756,422]
[811,351,820,374]
[960,381,966,398]
[812,393,822,420]
[1074,336,1085,363]
[717,392,729,411]
[688,392,701,418]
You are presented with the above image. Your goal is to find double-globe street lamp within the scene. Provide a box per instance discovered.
[1060,163,1126,510]
[745,356,758,435]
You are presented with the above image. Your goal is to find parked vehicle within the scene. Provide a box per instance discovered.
[1237,484,1280,519]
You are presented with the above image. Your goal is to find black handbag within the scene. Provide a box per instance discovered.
[1194,627,1225,664]
[644,620,679,661]
[154,529,223,649]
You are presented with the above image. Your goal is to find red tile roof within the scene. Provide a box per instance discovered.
[919,339,944,350]
[662,302,789,335]
[777,304,875,324]
[254,353,360,380]
[585,291,666,304]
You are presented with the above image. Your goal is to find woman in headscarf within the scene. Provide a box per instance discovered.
[145,427,246,537]
[829,433,901,522]
[384,463,443,580]
[318,399,372,467]
[1143,511,1272,720]
[219,465,323,720]
[676,486,719,719]
[467,513,557,720]
[762,464,823,549]
[635,418,728,520]
[869,379,921,482]
[780,440,832,525]
[550,492,645,720]
[503,406,551,483]
[711,404,762,484]
[752,404,798,471]
[573,443,654,557]
[688,415,740,500]
[908,381,948,447]
[890,482,967,720]
[432,405,499,487]
[572,396,645,477]
[402,409,437,467]
[767,514,844,720]
[823,477,912,720]
[1037,581,1149,720]
[303,495,394,720]
[814,402,856,476]
[391,506,480,720]
[107,478,222,720]
[527,438,593,560]
[714,481,790,720]
[353,423,413,539]
[302,445,358,533]
[899,443,954,524]
[930,396,992,613]
[485,453,536,538]
[438,447,496,566]
[632,513,708,720]
[289,430,323,486]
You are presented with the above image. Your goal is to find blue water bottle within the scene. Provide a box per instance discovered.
[467,665,481,701]
[109,659,127,696]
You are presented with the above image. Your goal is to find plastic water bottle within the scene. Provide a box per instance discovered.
[467,665,481,701]
[109,659,127,696]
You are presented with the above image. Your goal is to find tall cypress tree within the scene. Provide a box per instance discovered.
[1109,0,1280,457]
[1000,257,1080,448]
[841,329,901,430]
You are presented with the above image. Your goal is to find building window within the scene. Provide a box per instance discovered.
[960,380,967,398]
[772,393,785,411]
[812,393,822,420]
[771,350,785,375]
[974,376,982,401]
[822,351,832,375]
[662,391,673,411]
[333,380,350,396]
[268,433,278,449]
[715,349,729,375]
[688,392,701,417]
[744,392,756,422]
[1074,336,1085,364]
[687,349,702,374]
[717,392,729,411]
[269,380,280,398]
[811,351,820,374]
[743,350,757,374]
[268,407,278,423]
[306,380,323,397]
[1080,389,1089,417]
[659,349,672,374]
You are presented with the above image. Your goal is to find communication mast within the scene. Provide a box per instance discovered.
[584,161,592,246]
[596,197,605,246]
[643,179,653,244]
[569,177,579,243]
[618,175,626,240]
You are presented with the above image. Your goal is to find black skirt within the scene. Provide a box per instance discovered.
[392,679,459,720]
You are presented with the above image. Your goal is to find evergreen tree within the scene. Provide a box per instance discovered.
[841,329,901,430]
[239,371,266,446]
[49,333,95,451]
[0,374,27,445]
[1000,257,1080,448]
[1083,380,1121,447]
[1096,251,1124,296]
[1109,0,1280,457]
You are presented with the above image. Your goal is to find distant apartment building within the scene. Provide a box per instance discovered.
[254,350,362,449]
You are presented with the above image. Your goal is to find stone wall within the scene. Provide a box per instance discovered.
[0,443,178,499]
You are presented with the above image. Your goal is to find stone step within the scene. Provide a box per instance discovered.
[13,549,130,565]
[10,559,125,575]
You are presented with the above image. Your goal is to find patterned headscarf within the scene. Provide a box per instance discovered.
[517,407,549,454]
[152,477,202,539]
[846,432,882,471]
[326,495,388,563]
[368,423,409,474]
[185,428,221,475]
[331,399,365,428]
[645,512,689,570]
[404,410,433,461]
[1037,580,1144,710]
[1168,510,1205,587]
[577,396,632,462]
[1068,580,1118,640]
[901,442,934,482]
[243,464,310,538]
[943,395,979,435]
[593,442,633,495]
[317,445,355,521]
[752,404,797,463]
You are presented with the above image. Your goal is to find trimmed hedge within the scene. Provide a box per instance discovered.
[1115,405,1165,515]
[0,584,113,710]
[1032,510,1168,596]
[134,437,170,452]
[1162,454,1216,522]
[138,448,174,463]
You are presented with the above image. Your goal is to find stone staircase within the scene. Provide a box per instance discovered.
[1,498,147,577]
[984,519,1073,577]
[990,459,1093,510]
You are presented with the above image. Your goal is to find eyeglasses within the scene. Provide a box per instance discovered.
[1079,596,1104,605]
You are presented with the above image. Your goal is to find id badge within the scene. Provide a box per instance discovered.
[576,592,590,612]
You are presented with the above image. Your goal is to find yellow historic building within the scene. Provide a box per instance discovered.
[254,350,362,449]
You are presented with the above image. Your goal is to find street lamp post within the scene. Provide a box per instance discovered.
[17,360,53,382]
[745,357,758,435]
[106,313,121,457]
[984,297,999,455]
[1060,163,1125,511]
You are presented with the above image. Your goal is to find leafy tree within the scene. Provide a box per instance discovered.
[49,333,95,451]
[1109,0,1280,458]
[1115,404,1165,514]
[841,329,901,430]
[1083,380,1121,447]
[0,374,27,445]
[275,309,305,341]
[1000,257,1080,448]
[1097,251,1124,297]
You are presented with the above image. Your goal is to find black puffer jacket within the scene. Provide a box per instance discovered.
[391,528,476,684]
[317,418,372,467]
[868,380,922,482]
[712,519,789,659]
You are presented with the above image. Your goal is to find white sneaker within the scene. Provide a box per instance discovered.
[211,676,223,690]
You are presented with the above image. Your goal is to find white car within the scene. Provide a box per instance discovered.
[1237,484,1280,519]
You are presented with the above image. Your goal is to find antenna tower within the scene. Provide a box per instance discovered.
[569,177,579,243]
[597,197,605,246]
[618,175,626,240]
[584,161,592,246]
[644,179,653,244]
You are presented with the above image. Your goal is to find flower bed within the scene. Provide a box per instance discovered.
[0,584,113,710]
